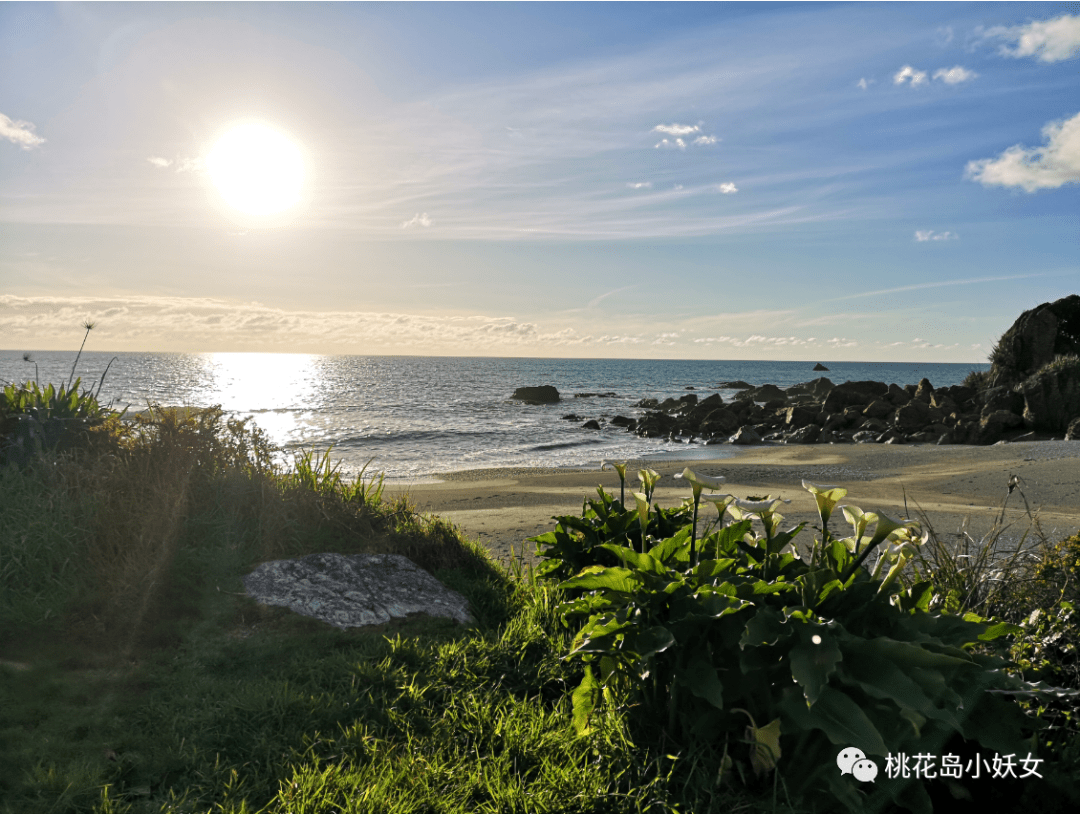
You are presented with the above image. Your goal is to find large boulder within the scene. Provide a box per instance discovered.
[735,383,788,402]
[822,380,888,413]
[699,408,741,436]
[785,377,834,401]
[636,411,678,438]
[242,553,473,629]
[729,426,763,445]
[511,385,560,404]
[1016,357,1080,432]
[988,294,1080,387]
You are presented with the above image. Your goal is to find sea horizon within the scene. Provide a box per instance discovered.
[1,350,991,483]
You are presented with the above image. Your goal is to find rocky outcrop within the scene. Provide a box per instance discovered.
[242,553,473,629]
[813,363,829,371]
[511,385,560,404]
[1016,356,1080,432]
[613,373,1044,447]
[988,295,1080,388]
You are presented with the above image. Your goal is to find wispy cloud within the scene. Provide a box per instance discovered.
[401,212,433,228]
[146,155,205,173]
[626,181,652,189]
[979,14,1080,63]
[653,122,718,149]
[0,112,46,150]
[717,182,738,194]
[914,230,958,241]
[893,65,928,86]
[965,111,1080,192]
[893,65,977,87]
[856,77,874,90]
[824,273,1057,302]
[587,284,638,308]
[932,66,978,84]
[653,123,701,136]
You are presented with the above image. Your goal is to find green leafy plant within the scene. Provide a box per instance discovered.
[547,471,1078,813]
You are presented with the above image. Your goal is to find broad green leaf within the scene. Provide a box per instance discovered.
[859,637,974,670]
[790,625,843,706]
[840,649,962,730]
[559,566,637,594]
[740,607,785,648]
[627,625,676,661]
[747,717,782,776]
[677,653,725,710]
[977,620,1023,641]
[782,685,888,755]
[598,543,666,575]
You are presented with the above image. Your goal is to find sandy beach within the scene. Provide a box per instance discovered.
[384,441,1080,571]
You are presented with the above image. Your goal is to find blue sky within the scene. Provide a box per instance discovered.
[1,2,1077,360]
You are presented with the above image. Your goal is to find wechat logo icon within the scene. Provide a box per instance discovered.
[837,747,879,783]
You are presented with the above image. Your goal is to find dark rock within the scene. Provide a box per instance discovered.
[511,385,560,404]
[736,383,788,402]
[1016,356,1080,432]
[988,294,1080,387]
[939,384,975,407]
[636,397,660,409]
[976,410,1024,444]
[658,393,698,413]
[784,405,818,429]
[894,400,932,432]
[763,398,789,412]
[887,383,912,406]
[636,412,678,438]
[610,415,636,429]
[822,412,849,432]
[929,393,958,414]
[729,426,762,445]
[699,408,741,436]
[242,553,473,629]
[685,393,725,424]
[582,420,601,430]
[716,380,752,389]
[561,414,582,421]
[574,392,618,398]
[813,363,829,371]
[852,430,879,443]
[978,386,1025,416]
[786,424,821,444]
[1066,417,1080,441]
[785,377,834,401]
[862,399,894,420]
[914,378,935,402]
[857,418,888,436]
[822,381,886,414]
[685,386,696,390]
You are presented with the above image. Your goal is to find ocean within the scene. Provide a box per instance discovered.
[1,351,989,482]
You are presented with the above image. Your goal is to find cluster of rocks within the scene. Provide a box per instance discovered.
[568,373,1078,446]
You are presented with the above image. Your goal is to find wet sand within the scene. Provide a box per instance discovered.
[383,441,1080,571]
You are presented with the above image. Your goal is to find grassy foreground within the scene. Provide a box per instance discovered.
[1,404,1078,813]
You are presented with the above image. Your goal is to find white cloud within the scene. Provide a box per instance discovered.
[147,155,204,173]
[626,181,652,189]
[856,78,873,90]
[655,137,687,150]
[401,212,433,228]
[717,182,738,194]
[653,123,701,136]
[965,111,1080,192]
[893,65,928,86]
[914,230,958,241]
[0,112,46,150]
[693,134,718,145]
[982,14,1080,63]
[932,66,978,84]
[937,26,955,45]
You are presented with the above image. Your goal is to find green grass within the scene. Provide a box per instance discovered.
[2,401,1078,814]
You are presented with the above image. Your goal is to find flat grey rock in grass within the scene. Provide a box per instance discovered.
[241,553,473,629]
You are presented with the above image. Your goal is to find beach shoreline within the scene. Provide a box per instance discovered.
[383,440,1080,570]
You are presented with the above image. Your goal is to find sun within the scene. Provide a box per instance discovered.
[206,123,305,217]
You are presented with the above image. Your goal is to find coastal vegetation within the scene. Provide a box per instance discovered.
[1,340,1078,812]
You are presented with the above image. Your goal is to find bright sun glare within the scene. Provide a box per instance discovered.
[206,123,305,216]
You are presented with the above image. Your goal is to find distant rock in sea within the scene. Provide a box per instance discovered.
[814,363,829,371]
